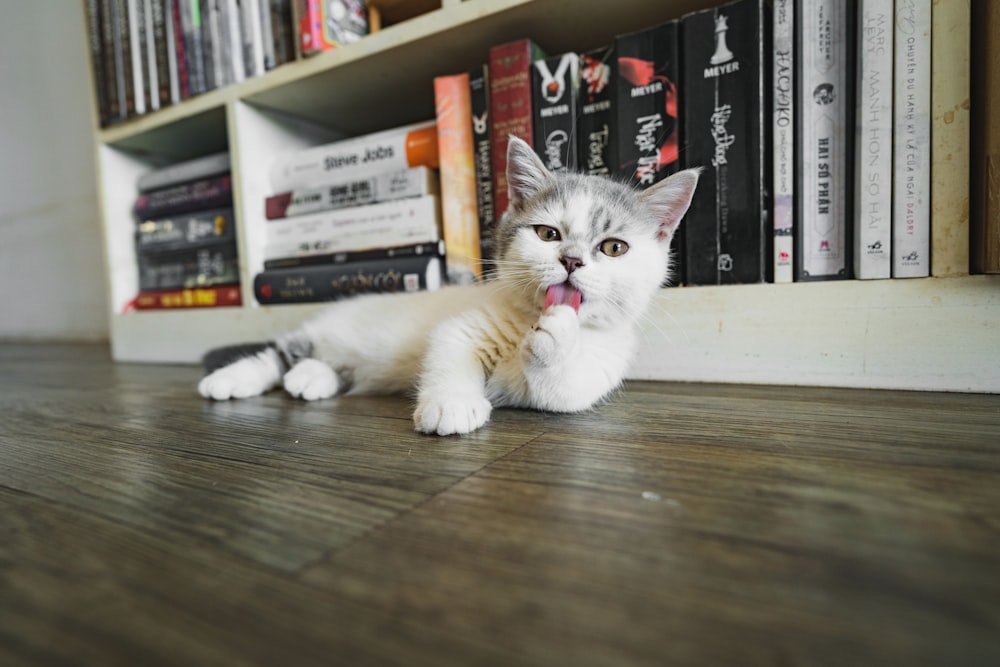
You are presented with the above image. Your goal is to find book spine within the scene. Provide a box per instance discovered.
[204,0,225,89]
[270,0,295,66]
[101,0,125,123]
[86,0,111,127]
[150,0,172,109]
[578,45,615,177]
[169,0,190,99]
[892,0,931,278]
[142,0,160,111]
[854,0,894,280]
[468,65,495,268]
[135,208,237,252]
[241,0,264,77]
[137,243,240,290]
[179,0,207,95]
[263,195,441,259]
[795,0,852,280]
[682,0,769,286]
[264,167,437,219]
[489,39,545,219]
[128,0,148,114]
[435,72,483,284]
[532,53,580,173]
[254,254,443,304]
[115,0,137,117]
[134,284,242,309]
[772,0,795,283]
[224,0,246,82]
[258,0,277,70]
[264,240,444,270]
[137,151,230,192]
[268,121,438,191]
[134,174,233,218]
[297,0,367,55]
[614,20,681,189]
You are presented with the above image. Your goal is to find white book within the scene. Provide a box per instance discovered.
[226,0,247,82]
[772,0,794,283]
[854,0,894,279]
[269,121,438,191]
[127,0,147,114]
[265,167,439,219]
[263,195,442,260]
[796,0,851,280]
[892,0,931,278]
[240,0,266,76]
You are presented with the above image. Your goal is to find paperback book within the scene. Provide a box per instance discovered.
[682,0,770,285]
[264,167,437,219]
[772,0,795,283]
[468,64,496,267]
[532,53,579,173]
[578,45,615,177]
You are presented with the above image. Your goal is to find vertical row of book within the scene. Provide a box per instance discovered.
[429,0,934,286]
[84,0,301,127]
[131,152,241,310]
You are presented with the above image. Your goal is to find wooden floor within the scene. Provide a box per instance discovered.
[2,343,999,666]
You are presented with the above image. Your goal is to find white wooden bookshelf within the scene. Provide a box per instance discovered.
[91,0,1000,393]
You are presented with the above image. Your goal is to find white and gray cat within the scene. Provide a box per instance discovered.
[199,136,699,435]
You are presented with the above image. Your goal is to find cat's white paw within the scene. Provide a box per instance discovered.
[198,357,279,400]
[414,394,492,435]
[283,359,340,401]
[523,304,580,366]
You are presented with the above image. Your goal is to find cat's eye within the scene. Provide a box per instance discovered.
[599,239,629,257]
[534,225,562,242]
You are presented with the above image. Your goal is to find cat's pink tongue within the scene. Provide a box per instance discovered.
[545,282,582,312]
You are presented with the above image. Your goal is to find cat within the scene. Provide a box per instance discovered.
[198,135,699,435]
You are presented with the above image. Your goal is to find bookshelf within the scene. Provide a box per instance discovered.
[90,0,1000,393]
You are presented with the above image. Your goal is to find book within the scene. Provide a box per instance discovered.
[178,0,207,95]
[682,0,770,286]
[134,284,242,309]
[264,240,444,270]
[268,120,439,191]
[297,0,367,56]
[239,0,265,77]
[114,0,137,116]
[100,0,126,123]
[254,254,444,304]
[270,0,295,66]
[614,20,681,189]
[468,65,496,269]
[137,243,240,290]
[795,0,853,280]
[86,0,111,127]
[263,195,441,261]
[578,45,615,177]
[149,0,172,110]
[532,53,579,173]
[265,167,437,219]
[127,0,148,114]
[137,151,230,192]
[772,0,795,283]
[853,0,893,280]
[168,0,190,100]
[134,174,233,218]
[892,0,931,278]
[972,0,1000,273]
[488,39,547,220]
[435,72,482,284]
[135,207,236,252]
[258,0,277,70]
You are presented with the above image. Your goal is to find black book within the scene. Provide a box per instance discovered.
[578,45,615,177]
[137,242,240,290]
[468,64,495,267]
[531,53,579,173]
[682,0,771,286]
[254,254,444,305]
[135,207,236,253]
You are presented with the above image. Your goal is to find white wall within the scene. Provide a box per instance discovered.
[0,2,108,341]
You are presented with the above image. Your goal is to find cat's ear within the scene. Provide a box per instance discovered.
[639,168,701,242]
[506,135,551,211]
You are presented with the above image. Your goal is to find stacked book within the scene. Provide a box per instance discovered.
[254,121,444,305]
[132,152,241,310]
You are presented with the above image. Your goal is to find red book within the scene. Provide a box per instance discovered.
[488,39,546,219]
[134,285,242,310]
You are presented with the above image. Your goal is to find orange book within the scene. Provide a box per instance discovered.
[434,73,482,283]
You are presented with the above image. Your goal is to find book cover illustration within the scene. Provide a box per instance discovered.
[578,45,615,177]
[614,20,681,189]
[532,53,579,173]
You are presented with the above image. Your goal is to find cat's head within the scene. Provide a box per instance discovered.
[494,135,699,327]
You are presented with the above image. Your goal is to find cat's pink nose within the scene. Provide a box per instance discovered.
[561,256,584,273]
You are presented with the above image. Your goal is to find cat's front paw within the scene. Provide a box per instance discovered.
[283,359,340,401]
[414,394,492,435]
[198,357,279,400]
[523,304,580,367]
